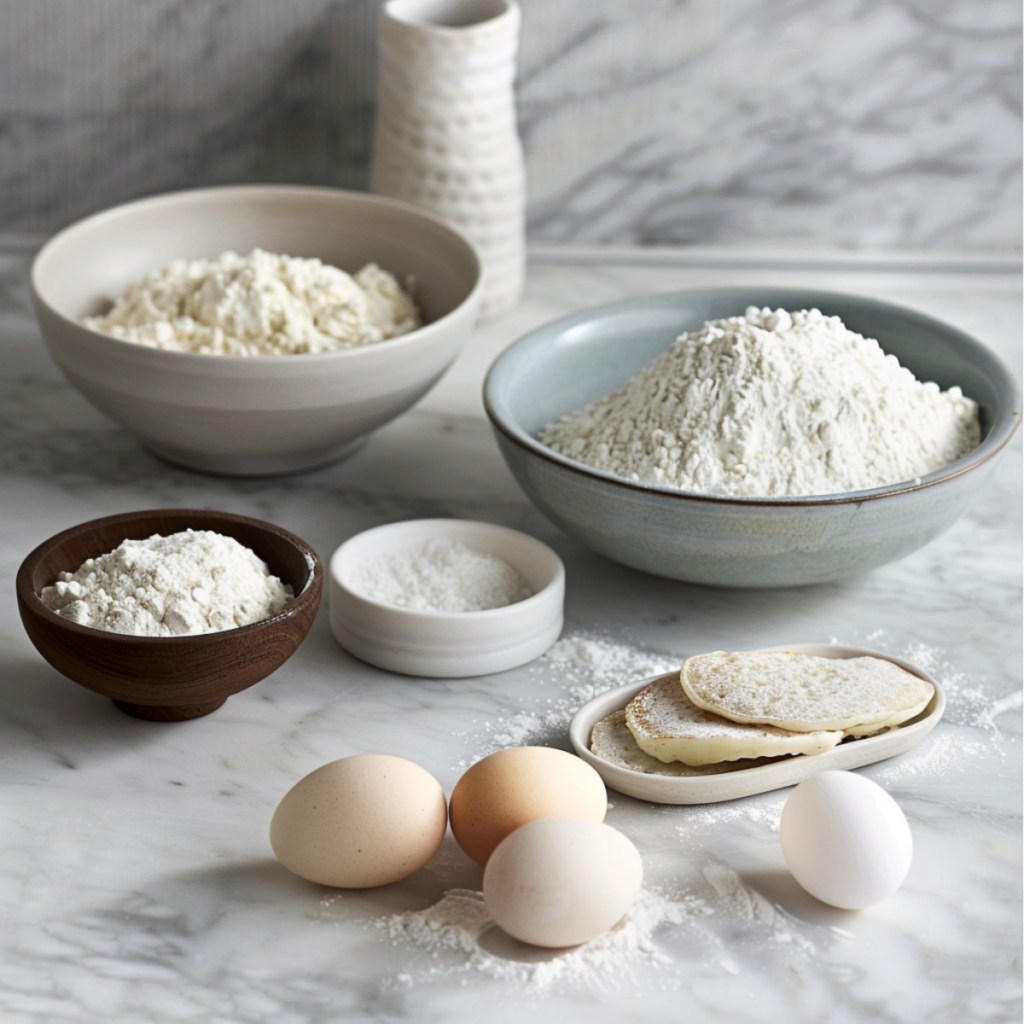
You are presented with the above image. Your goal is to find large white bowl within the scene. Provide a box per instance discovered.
[31,185,483,475]
[484,287,1021,588]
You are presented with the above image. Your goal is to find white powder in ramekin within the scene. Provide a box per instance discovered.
[350,538,533,613]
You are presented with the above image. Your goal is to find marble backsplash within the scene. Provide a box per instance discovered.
[2,0,1020,250]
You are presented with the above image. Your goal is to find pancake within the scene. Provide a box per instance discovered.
[590,707,775,775]
[681,651,935,734]
[624,673,843,766]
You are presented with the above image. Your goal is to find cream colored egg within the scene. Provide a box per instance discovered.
[483,817,643,948]
[270,754,447,888]
[449,746,607,866]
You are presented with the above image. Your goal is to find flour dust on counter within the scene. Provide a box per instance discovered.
[451,631,680,771]
[699,863,817,961]
[365,863,830,996]
[673,791,784,843]
[372,887,697,994]
[829,630,1022,786]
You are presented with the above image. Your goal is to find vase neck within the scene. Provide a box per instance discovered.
[384,0,516,30]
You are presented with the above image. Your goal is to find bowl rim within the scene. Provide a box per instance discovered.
[30,183,485,364]
[329,517,565,623]
[16,508,323,645]
[483,286,1022,508]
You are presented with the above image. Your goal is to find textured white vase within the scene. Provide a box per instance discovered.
[370,0,526,322]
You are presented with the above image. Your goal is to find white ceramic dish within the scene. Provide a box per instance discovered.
[568,643,945,804]
[484,288,1021,587]
[31,185,483,476]
[330,519,564,677]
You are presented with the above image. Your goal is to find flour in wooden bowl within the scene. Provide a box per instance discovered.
[40,529,292,636]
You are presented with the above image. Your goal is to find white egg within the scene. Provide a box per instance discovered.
[482,816,643,948]
[780,770,912,910]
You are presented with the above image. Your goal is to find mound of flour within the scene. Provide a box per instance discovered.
[85,248,421,355]
[349,539,533,613]
[539,307,981,497]
[40,529,292,636]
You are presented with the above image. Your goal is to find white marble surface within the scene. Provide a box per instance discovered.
[0,244,1020,1023]
[1,0,1020,249]
[519,0,1023,250]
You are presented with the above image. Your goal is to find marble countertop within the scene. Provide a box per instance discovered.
[0,243,1020,1024]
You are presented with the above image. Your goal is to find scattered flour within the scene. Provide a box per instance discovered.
[40,529,292,636]
[374,887,701,992]
[704,863,811,936]
[370,867,817,993]
[85,248,421,355]
[454,632,679,768]
[832,631,1020,784]
[844,632,1020,736]
[977,690,1024,731]
[675,795,784,840]
[456,628,1017,784]
[539,307,981,497]
[349,539,533,613]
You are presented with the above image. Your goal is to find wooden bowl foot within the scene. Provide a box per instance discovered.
[111,697,228,721]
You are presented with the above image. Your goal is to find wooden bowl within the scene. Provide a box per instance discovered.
[16,509,323,721]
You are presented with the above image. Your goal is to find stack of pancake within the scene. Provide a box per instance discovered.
[590,651,935,776]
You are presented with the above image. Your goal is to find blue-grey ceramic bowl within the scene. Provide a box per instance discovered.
[483,287,1020,588]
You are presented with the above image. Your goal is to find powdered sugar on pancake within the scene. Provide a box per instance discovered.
[591,708,769,775]
[682,651,934,733]
[625,674,842,765]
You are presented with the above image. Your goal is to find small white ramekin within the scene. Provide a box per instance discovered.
[329,519,565,677]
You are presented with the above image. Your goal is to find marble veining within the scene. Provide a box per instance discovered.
[518,0,1022,249]
[0,0,1019,250]
[0,0,377,232]
[0,245,1020,1022]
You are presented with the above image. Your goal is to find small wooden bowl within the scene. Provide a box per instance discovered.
[16,509,323,721]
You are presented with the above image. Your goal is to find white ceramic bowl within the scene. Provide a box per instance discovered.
[329,519,564,677]
[31,185,483,476]
[485,287,1021,588]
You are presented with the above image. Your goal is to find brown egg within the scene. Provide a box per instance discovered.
[270,754,447,888]
[449,746,607,866]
